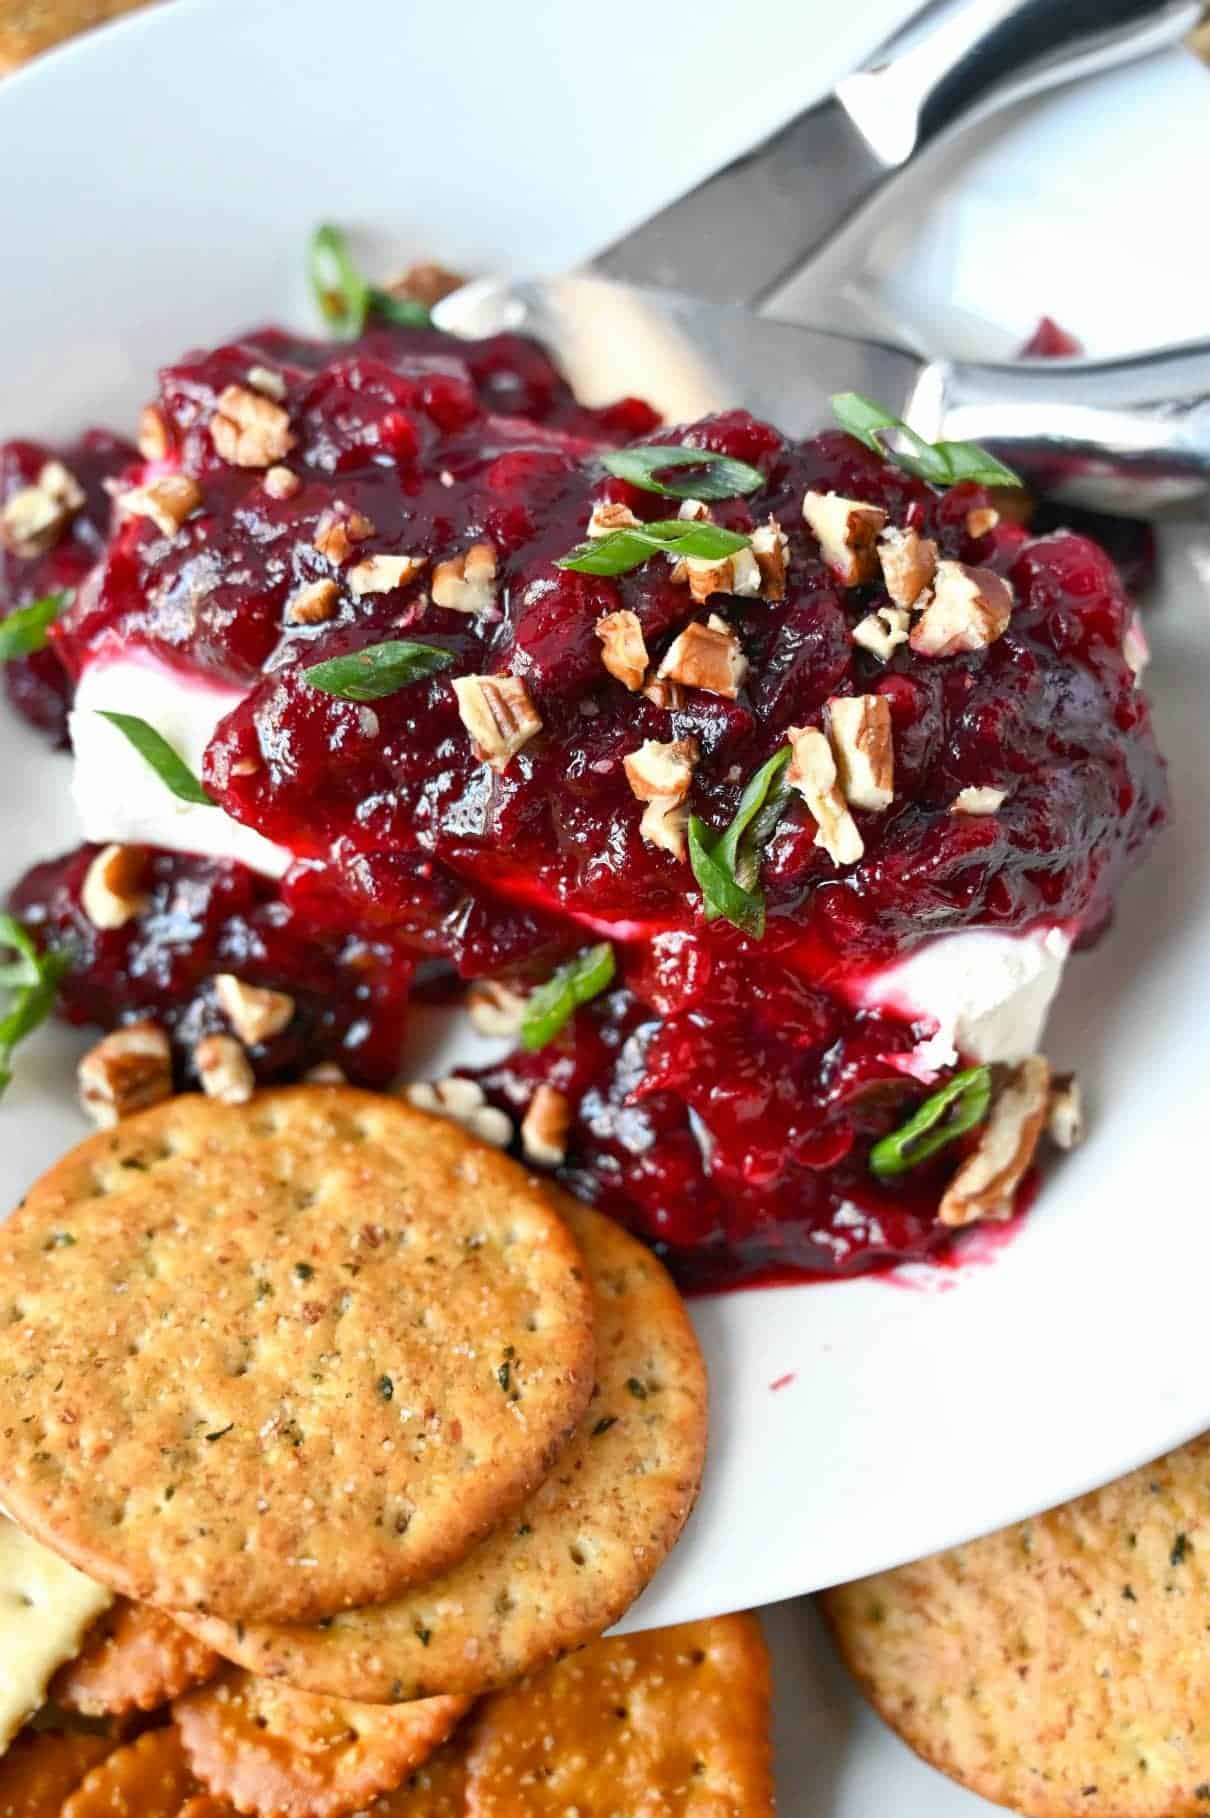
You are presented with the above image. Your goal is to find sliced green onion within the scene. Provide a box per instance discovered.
[520,944,616,1051]
[869,1065,993,1179]
[0,590,69,662]
[0,918,68,1097]
[831,393,1022,490]
[302,639,453,702]
[688,745,793,940]
[602,444,764,501]
[557,519,749,579]
[308,225,433,339]
[97,712,214,806]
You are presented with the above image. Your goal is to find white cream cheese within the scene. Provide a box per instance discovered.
[69,653,291,879]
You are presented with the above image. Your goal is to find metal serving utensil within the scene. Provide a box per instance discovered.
[436,0,1210,515]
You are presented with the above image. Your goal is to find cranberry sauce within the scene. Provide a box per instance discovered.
[0,431,135,740]
[12,846,413,1087]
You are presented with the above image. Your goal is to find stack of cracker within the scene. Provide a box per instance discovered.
[0,1088,772,1815]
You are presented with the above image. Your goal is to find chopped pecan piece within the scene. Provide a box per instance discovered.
[676,498,712,523]
[1123,613,1149,680]
[826,695,894,811]
[194,1034,255,1106]
[313,507,375,565]
[683,546,761,606]
[119,474,203,539]
[285,579,341,626]
[304,1062,347,1084]
[950,785,1007,816]
[209,384,295,469]
[137,405,170,462]
[877,525,937,608]
[245,364,287,402]
[384,262,466,309]
[78,1022,173,1128]
[432,541,498,614]
[0,460,86,557]
[213,974,295,1046]
[786,725,863,867]
[520,1084,572,1167]
[263,465,301,501]
[642,676,685,712]
[657,617,748,699]
[405,1076,512,1147]
[623,737,698,805]
[910,561,1013,658]
[594,609,649,692]
[639,797,691,860]
[80,844,150,931]
[802,491,887,586]
[452,674,541,771]
[1047,1072,1084,1151]
[586,501,642,538]
[348,554,426,597]
[750,517,789,600]
[965,506,1000,538]
[938,1055,1051,1227]
[852,605,910,661]
[466,979,528,1038]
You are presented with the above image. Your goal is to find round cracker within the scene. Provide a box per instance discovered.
[464,1614,775,1818]
[0,1089,595,1626]
[177,1196,708,1700]
[821,1432,1210,1818]
[60,1726,197,1818]
[52,1599,222,1716]
[174,1669,469,1818]
[358,1736,469,1818]
[0,1729,116,1818]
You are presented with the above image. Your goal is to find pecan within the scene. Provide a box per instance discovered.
[314,507,375,565]
[677,498,713,523]
[623,737,698,804]
[194,1034,255,1106]
[119,474,203,538]
[1123,613,1149,680]
[595,609,649,692]
[466,979,528,1038]
[80,844,150,931]
[683,546,762,606]
[245,364,287,402]
[639,797,691,860]
[285,579,341,626]
[78,1022,173,1128]
[657,616,748,698]
[586,501,642,538]
[910,562,1013,658]
[965,506,1000,538]
[263,465,301,501]
[1047,1072,1084,1151]
[750,516,789,600]
[384,262,465,309]
[405,1076,512,1147]
[304,1062,347,1084]
[877,525,937,608]
[452,674,541,771]
[802,491,887,586]
[938,1055,1051,1227]
[209,384,295,469]
[851,605,910,661]
[213,974,294,1046]
[431,541,498,614]
[786,725,863,867]
[642,677,686,712]
[348,554,426,597]
[520,1084,572,1167]
[950,785,1007,816]
[137,405,171,462]
[0,460,86,557]
[826,694,894,811]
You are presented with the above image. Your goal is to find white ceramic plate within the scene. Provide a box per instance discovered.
[1,1,1209,1708]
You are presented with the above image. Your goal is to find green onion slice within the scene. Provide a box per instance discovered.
[831,393,1022,490]
[308,224,433,339]
[97,712,215,806]
[0,917,68,1097]
[601,444,764,501]
[302,639,453,702]
[520,944,616,1051]
[557,520,748,579]
[869,1065,993,1179]
[0,590,70,662]
[688,746,793,940]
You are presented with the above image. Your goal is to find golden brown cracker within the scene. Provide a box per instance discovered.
[59,1726,196,1818]
[0,1089,596,1626]
[0,1,155,73]
[464,1614,775,1817]
[359,1735,469,1817]
[821,1431,1210,1818]
[179,1197,708,1700]
[175,1801,237,1818]
[0,1729,115,1818]
[52,1599,221,1716]
[174,1669,470,1818]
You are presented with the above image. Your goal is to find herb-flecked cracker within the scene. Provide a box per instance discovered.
[174,1668,469,1818]
[0,1088,595,1626]
[177,1196,708,1700]
[821,1432,1210,1818]
[464,1614,775,1818]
